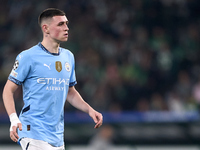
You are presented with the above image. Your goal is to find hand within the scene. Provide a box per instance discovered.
[89,109,103,128]
[10,122,22,142]
[10,123,22,142]
[9,113,22,142]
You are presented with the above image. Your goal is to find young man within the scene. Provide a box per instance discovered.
[2,8,103,150]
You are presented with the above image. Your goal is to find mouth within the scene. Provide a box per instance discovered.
[64,33,68,37]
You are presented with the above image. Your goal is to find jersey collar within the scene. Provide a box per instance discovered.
[38,42,61,56]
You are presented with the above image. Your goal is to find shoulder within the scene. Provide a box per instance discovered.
[16,45,39,62]
[18,45,39,57]
[60,47,74,55]
[60,47,75,58]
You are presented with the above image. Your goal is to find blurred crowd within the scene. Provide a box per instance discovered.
[0,0,200,114]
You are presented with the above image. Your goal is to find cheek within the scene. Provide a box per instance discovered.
[54,31,60,38]
[51,27,61,38]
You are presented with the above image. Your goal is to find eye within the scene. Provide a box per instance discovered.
[58,22,64,26]
[58,21,69,26]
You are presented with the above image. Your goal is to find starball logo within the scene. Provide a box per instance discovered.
[37,78,69,91]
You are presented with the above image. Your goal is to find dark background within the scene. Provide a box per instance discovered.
[0,0,200,147]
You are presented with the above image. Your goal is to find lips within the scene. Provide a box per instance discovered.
[64,33,68,37]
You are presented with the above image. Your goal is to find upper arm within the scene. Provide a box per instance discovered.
[69,52,77,87]
[67,86,76,99]
[2,79,20,116]
[67,86,80,103]
[9,51,31,84]
[3,80,19,95]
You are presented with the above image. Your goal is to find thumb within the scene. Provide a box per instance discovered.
[18,123,22,131]
[92,114,98,123]
[93,116,98,123]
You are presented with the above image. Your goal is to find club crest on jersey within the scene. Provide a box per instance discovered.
[65,62,70,72]
[13,60,19,70]
[55,61,62,72]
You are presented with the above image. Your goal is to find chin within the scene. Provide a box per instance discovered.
[63,38,68,41]
[59,39,68,43]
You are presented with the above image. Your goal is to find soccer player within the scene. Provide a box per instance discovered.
[2,8,103,150]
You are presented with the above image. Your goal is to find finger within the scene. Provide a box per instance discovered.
[94,122,102,128]
[12,126,19,139]
[92,115,98,123]
[96,113,103,123]
[94,124,99,128]
[10,132,18,142]
[94,115,103,128]
[18,123,22,131]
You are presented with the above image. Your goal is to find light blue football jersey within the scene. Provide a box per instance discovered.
[8,43,77,147]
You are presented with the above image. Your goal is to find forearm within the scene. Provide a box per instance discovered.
[3,88,17,116]
[67,87,94,114]
[3,80,18,116]
[3,80,21,142]
[67,86,103,128]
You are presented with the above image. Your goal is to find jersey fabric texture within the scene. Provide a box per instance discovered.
[8,43,77,147]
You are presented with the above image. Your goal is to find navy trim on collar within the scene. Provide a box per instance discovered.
[38,42,61,56]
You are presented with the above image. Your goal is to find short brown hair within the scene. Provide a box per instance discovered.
[38,8,66,26]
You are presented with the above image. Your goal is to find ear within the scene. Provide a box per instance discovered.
[42,24,50,34]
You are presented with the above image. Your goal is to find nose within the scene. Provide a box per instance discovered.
[65,24,69,31]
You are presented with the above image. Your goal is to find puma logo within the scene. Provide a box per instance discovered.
[44,63,51,70]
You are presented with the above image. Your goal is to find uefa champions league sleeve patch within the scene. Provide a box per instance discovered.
[13,60,19,70]
[10,60,19,77]
[11,70,18,77]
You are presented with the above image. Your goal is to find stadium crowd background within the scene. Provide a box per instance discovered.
[0,0,200,115]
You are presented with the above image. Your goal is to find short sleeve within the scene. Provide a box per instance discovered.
[9,51,31,85]
[69,54,77,87]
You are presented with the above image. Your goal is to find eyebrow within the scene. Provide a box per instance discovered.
[57,20,69,25]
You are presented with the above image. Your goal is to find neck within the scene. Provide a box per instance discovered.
[41,39,60,54]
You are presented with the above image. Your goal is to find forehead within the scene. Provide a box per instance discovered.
[51,15,68,24]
